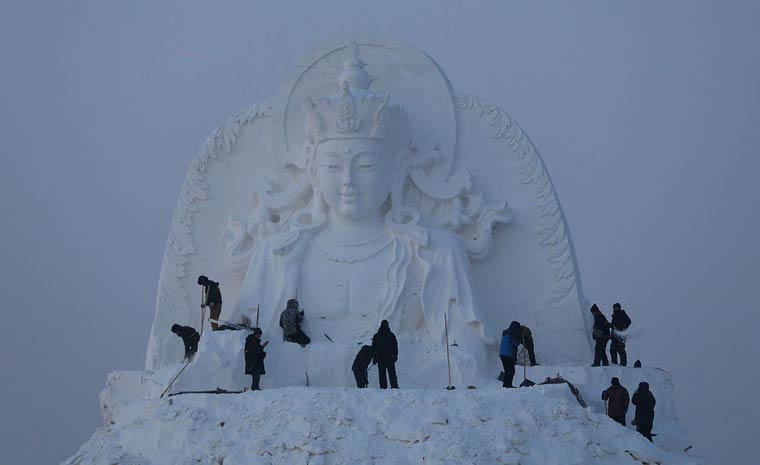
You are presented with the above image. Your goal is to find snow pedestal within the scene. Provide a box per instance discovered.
[67,384,702,465]
[99,331,697,458]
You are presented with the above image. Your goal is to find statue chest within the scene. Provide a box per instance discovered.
[298,241,394,321]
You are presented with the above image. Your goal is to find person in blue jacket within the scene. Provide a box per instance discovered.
[499,321,523,388]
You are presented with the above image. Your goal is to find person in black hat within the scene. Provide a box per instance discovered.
[279,299,310,346]
[601,377,630,426]
[244,328,268,391]
[351,345,374,388]
[372,320,399,389]
[610,302,632,366]
[632,382,656,441]
[171,324,200,360]
[198,275,223,331]
[590,304,611,366]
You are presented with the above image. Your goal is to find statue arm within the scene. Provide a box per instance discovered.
[419,230,493,347]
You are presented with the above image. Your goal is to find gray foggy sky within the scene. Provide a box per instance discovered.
[1,1,758,464]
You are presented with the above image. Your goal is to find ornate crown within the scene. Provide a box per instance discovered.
[303,42,412,155]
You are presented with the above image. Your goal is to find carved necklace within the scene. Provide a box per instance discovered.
[312,230,393,264]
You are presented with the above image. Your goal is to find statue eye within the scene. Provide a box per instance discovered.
[320,160,342,171]
[357,163,376,170]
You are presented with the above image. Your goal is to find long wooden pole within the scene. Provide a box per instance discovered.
[445,314,452,388]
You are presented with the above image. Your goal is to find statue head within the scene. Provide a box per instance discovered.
[302,44,413,226]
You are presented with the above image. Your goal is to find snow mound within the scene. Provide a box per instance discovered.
[66,384,703,465]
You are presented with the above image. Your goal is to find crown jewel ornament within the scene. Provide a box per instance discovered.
[303,43,413,156]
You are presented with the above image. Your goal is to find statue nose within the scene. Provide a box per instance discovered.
[342,165,355,187]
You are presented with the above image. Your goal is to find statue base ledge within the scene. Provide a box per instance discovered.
[77,370,704,465]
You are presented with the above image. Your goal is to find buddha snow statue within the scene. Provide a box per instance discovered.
[225,47,508,385]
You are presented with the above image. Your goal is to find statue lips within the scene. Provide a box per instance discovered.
[340,189,360,204]
[341,194,359,204]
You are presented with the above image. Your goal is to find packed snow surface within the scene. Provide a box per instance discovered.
[66,382,703,465]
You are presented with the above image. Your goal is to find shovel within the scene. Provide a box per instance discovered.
[519,344,536,387]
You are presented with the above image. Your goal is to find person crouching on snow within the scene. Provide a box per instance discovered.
[244,328,268,391]
[279,299,311,347]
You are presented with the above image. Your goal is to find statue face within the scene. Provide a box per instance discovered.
[314,138,394,222]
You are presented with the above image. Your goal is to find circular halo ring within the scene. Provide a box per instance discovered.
[279,33,457,178]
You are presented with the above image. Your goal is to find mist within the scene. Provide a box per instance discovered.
[1,1,758,464]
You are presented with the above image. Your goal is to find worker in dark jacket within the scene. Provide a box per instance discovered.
[351,345,374,388]
[590,304,611,366]
[632,382,656,441]
[371,320,399,389]
[520,325,538,366]
[198,275,223,331]
[601,377,630,426]
[610,302,632,366]
[244,328,268,391]
[279,299,310,346]
[499,321,522,388]
[171,324,200,360]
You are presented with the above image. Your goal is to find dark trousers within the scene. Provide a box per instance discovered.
[378,363,398,389]
[250,373,261,391]
[353,368,369,388]
[593,338,609,366]
[500,355,516,388]
[610,415,626,426]
[209,302,222,330]
[637,424,653,442]
[286,329,311,346]
[610,335,627,366]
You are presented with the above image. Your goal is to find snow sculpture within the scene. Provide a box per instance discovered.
[147,34,592,383]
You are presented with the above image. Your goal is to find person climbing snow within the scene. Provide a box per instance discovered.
[499,321,522,388]
[590,304,611,366]
[601,377,630,426]
[610,302,632,366]
[632,382,656,442]
[351,345,374,388]
[372,320,398,389]
[170,324,200,360]
[279,299,310,347]
[244,328,268,391]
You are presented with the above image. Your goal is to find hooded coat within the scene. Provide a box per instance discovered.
[499,321,522,359]
[279,305,302,337]
[602,378,630,418]
[244,334,266,375]
[611,308,631,332]
[172,325,200,354]
[352,345,374,371]
[632,382,656,429]
[372,321,398,365]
